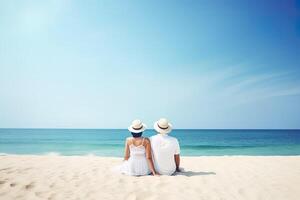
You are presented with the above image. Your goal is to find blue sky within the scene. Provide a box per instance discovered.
[0,0,300,129]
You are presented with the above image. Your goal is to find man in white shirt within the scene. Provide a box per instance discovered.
[150,118,181,175]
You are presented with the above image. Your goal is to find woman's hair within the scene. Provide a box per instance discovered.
[131,132,143,138]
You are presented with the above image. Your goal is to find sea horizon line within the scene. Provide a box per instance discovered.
[0,128,299,131]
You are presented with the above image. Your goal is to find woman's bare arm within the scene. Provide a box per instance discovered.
[145,139,159,175]
[124,138,130,160]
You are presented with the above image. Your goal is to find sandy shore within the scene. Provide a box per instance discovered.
[0,156,299,200]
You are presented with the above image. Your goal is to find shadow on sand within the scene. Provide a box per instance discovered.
[176,171,216,177]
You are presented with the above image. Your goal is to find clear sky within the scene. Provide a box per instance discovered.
[0,0,300,129]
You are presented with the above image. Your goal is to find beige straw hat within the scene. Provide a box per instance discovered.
[154,118,172,134]
[128,119,147,133]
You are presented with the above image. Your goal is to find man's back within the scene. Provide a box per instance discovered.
[150,134,180,175]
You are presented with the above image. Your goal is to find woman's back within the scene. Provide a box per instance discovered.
[128,137,146,158]
[121,137,151,176]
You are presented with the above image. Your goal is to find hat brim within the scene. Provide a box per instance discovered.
[154,121,172,134]
[128,123,147,133]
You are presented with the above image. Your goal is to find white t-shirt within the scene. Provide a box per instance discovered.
[150,134,180,175]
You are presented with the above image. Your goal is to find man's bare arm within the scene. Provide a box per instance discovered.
[174,154,180,172]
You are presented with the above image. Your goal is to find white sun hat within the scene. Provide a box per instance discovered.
[154,118,172,134]
[128,119,147,133]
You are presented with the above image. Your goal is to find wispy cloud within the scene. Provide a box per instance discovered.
[194,64,300,105]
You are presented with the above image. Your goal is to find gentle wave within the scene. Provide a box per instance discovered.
[181,145,267,149]
[85,153,97,157]
[0,152,99,157]
[44,152,61,156]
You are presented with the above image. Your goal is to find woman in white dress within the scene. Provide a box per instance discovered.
[120,119,158,176]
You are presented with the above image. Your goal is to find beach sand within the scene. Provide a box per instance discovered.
[0,156,299,200]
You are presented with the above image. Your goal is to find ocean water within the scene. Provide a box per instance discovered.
[0,129,300,156]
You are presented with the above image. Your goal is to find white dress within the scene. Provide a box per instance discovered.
[120,138,151,176]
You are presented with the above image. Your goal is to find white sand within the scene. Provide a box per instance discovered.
[0,156,300,200]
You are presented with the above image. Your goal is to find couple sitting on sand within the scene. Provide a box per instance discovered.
[120,118,180,176]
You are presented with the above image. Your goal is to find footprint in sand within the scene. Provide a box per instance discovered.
[47,193,56,200]
[92,168,99,173]
[35,191,50,198]
[0,192,8,197]
[0,167,12,171]
[10,183,17,187]
[24,182,35,190]
[238,188,245,195]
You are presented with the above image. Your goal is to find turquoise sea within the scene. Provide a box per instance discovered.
[0,129,300,156]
